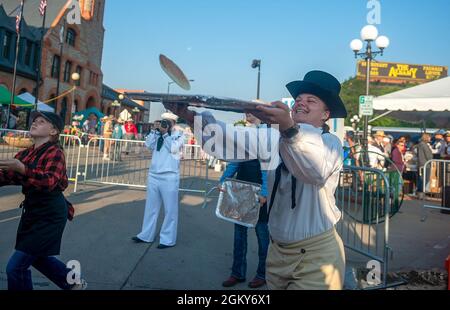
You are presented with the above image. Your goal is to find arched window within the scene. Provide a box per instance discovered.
[51,55,61,79]
[80,0,95,20]
[66,28,77,47]
[2,31,13,60]
[75,65,82,86]
[63,60,72,82]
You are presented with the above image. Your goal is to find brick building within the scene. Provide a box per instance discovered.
[0,0,106,124]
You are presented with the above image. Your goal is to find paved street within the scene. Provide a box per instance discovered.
[0,177,449,290]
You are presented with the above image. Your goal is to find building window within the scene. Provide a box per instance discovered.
[24,40,33,66]
[75,66,82,86]
[34,44,41,72]
[2,32,12,59]
[63,61,72,82]
[51,55,61,78]
[81,0,95,20]
[66,28,76,47]
[89,71,99,86]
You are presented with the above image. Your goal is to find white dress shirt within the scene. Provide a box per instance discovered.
[145,130,184,175]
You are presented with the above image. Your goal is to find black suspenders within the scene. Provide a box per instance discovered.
[268,126,330,218]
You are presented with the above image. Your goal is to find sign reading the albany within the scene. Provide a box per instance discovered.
[357,61,448,83]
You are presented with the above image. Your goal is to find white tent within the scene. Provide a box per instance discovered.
[119,109,132,121]
[18,93,55,112]
[372,77,450,127]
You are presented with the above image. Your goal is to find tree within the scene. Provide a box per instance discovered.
[339,77,435,127]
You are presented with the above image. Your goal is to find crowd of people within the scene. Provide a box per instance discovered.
[344,129,450,196]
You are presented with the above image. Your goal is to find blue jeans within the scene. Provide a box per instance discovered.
[417,172,423,193]
[6,250,72,291]
[231,221,269,280]
[99,139,104,152]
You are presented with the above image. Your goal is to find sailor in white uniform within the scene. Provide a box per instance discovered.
[133,113,184,249]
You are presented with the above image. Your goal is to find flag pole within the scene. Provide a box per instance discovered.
[55,18,66,114]
[34,1,47,111]
[7,0,25,129]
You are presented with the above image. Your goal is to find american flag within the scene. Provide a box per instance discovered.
[15,11,21,33]
[39,0,48,16]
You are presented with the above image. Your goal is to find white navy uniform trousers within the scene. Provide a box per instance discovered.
[137,130,184,246]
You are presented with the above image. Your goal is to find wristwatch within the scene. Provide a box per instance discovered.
[281,125,299,139]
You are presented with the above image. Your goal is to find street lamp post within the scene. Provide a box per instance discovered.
[167,79,195,94]
[111,93,124,118]
[350,25,389,157]
[251,59,261,100]
[70,72,80,120]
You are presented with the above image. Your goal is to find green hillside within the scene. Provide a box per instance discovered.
[340,78,435,127]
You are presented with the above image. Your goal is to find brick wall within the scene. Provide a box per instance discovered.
[1,0,106,125]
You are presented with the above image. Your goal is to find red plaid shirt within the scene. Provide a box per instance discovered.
[0,142,68,192]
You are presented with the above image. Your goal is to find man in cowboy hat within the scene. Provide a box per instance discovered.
[164,70,348,290]
[373,130,387,153]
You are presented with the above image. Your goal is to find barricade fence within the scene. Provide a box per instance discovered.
[336,165,400,289]
[0,129,83,192]
[1,130,212,196]
[422,159,450,221]
[82,137,210,199]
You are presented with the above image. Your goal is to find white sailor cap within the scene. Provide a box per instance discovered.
[161,112,179,122]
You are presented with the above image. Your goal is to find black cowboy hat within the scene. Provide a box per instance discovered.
[31,111,64,133]
[286,70,348,118]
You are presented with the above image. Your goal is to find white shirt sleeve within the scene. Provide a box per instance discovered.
[279,124,343,187]
[145,131,158,150]
[193,111,280,170]
[166,132,185,155]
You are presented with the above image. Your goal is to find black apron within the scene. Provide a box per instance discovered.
[15,143,68,257]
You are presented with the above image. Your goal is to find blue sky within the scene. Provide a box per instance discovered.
[102,0,450,121]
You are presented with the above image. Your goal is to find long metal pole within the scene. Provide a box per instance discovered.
[7,0,25,129]
[256,63,261,100]
[34,6,47,111]
[362,41,372,166]
[55,19,66,114]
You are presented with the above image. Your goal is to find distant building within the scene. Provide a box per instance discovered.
[114,89,152,123]
[0,0,106,124]
[101,85,147,122]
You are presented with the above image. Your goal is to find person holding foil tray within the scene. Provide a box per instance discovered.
[164,70,348,290]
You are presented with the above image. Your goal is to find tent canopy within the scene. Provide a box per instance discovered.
[372,77,450,126]
[0,86,34,106]
[119,109,132,121]
[17,93,55,112]
[73,107,104,121]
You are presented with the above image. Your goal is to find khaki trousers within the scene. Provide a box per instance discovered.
[266,228,345,290]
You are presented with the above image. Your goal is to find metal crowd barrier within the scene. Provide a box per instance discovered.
[59,134,82,192]
[0,129,83,193]
[336,165,401,290]
[82,137,210,199]
[422,159,450,221]
[0,129,31,160]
